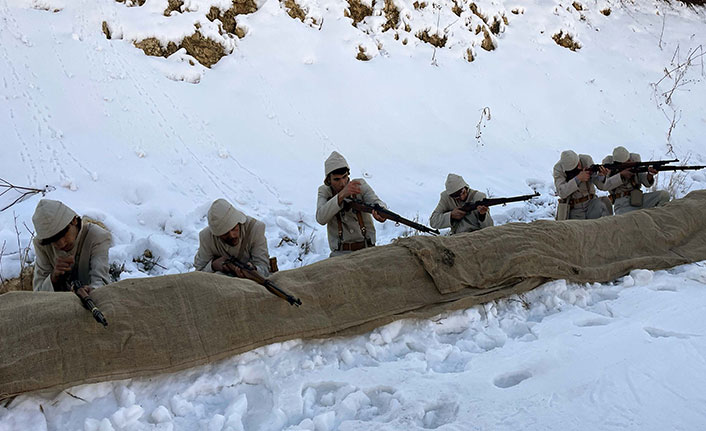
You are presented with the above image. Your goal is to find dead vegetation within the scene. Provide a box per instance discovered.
[345,0,373,26]
[134,32,226,68]
[164,0,184,16]
[572,1,583,11]
[356,45,371,61]
[481,26,494,51]
[0,266,33,294]
[381,0,400,31]
[416,29,447,48]
[451,0,462,17]
[283,0,308,22]
[465,47,474,62]
[413,1,427,9]
[469,2,487,24]
[552,30,581,51]
[601,8,611,16]
[114,0,146,6]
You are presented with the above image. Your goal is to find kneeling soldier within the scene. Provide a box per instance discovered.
[316,151,387,257]
[602,146,670,215]
[194,199,270,277]
[429,174,493,234]
[32,199,111,296]
[553,150,611,220]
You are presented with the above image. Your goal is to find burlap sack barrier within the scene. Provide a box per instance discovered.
[1,190,705,399]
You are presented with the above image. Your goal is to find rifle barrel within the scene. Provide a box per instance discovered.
[347,199,440,235]
[226,257,302,306]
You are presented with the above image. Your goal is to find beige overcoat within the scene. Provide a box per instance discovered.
[552,154,616,201]
[33,223,112,292]
[193,216,270,276]
[429,188,494,234]
[316,179,385,252]
[601,153,653,195]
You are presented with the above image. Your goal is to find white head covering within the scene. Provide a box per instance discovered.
[324,151,349,177]
[559,150,580,171]
[445,173,469,195]
[612,146,630,163]
[207,199,247,236]
[32,199,78,241]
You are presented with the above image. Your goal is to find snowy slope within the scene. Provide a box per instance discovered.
[1,0,706,429]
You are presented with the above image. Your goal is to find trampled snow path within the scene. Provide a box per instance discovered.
[2,263,706,431]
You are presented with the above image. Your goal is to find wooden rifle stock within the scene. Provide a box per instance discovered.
[225,257,302,306]
[344,199,440,235]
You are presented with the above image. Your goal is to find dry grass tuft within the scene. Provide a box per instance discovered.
[469,3,488,24]
[416,29,447,48]
[0,266,33,295]
[600,8,611,15]
[345,0,373,26]
[102,21,112,39]
[489,16,501,34]
[382,0,400,31]
[413,1,427,9]
[572,1,583,11]
[164,0,183,16]
[481,26,494,51]
[552,30,581,51]
[465,47,475,62]
[451,0,463,17]
[284,0,307,22]
[356,45,371,61]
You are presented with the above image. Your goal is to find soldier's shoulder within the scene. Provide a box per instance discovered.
[579,154,594,166]
[86,222,112,243]
[471,190,487,201]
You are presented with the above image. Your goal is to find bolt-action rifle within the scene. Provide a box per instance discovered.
[343,198,440,235]
[458,192,540,213]
[566,159,679,180]
[224,256,302,307]
[69,280,108,327]
[627,164,706,174]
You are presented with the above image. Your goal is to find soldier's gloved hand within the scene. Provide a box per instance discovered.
[450,208,467,220]
[75,285,93,298]
[576,170,591,182]
[50,255,75,284]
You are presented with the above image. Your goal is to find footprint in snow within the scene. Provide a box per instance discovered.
[644,327,698,339]
[493,370,532,389]
[573,317,612,327]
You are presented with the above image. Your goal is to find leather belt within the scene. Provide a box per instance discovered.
[340,241,372,252]
[611,190,632,200]
[568,193,595,208]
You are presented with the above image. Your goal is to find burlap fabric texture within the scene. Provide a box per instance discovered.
[1,190,705,399]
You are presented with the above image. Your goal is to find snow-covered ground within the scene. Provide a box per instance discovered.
[1,0,706,429]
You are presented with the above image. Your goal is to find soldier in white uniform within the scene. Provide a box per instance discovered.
[601,146,670,215]
[553,150,612,220]
[32,199,111,296]
[429,174,493,234]
[316,151,388,257]
[194,198,270,277]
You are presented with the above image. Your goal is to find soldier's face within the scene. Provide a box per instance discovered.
[219,224,241,247]
[52,220,79,252]
[451,187,469,202]
[330,172,350,194]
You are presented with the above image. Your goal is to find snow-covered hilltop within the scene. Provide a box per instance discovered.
[1,0,706,429]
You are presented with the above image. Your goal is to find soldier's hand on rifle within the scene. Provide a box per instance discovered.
[74,285,93,298]
[598,166,610,176]
[450,208,467,220]
[477,205,489,215]
[340,180,362,198]
[372,210,387,223]
[576,170,591,182]
[50,255,74,284]
[620,168,634,179]
[648,167,658,175]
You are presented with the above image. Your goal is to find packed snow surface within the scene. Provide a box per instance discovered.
[1,0,706,429]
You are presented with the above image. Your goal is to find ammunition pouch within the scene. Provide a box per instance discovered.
[630,189,644,207]
[556,200,569,221]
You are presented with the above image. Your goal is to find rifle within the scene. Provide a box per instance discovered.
[566,159,679,180]
[69,280,108,327]
[458,192,540,213]
[343,198,440,235]
[224,257,302,306]
[628,164,706,174]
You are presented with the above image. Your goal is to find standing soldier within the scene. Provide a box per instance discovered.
[429,174,493,234]
[553,150,612,220]
[32,199,111,296]
[316,151,387,257]
[602,146,670,215]
[194,198,271,277]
